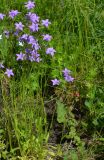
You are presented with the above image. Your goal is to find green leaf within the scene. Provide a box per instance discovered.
[93,119,99,126]
[56,100,67,123]
[97,138,104,142]
[70,150,78,160]
[85,100,92,109]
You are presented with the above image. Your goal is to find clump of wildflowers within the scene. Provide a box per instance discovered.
[0,0,75,86]
[0,0,56,79]
[62,68,74,82]
[51,68,74,86]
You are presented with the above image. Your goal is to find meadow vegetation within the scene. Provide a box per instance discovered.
[0,0,104,159]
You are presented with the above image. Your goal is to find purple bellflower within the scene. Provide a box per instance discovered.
[27,35,35,44]
[42,19,51,27]
[27,12,39,23]
[16,52,25,60]
[0,13,5,20]
[0,63,4,68]
[29,23,39,32]
[9,10,20,19]
[62,68,74,82]
[42,34,52,41]
[51,79,60,86]
[25,1,35,10]
[14,31,19,36]
[31,39,40,50]
[46,47,56,56]
[27,36,40,51]
[21,34,28,41]
[64,75,74,82]
[15,22,24,31]
[62,68,71,77]
[5,69,14,77]
[29,50,41,62]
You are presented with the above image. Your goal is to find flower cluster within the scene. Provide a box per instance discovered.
[0,1,55,78]
[0,0,74,87]
[62,68,74,82]
[51,68,74,86]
